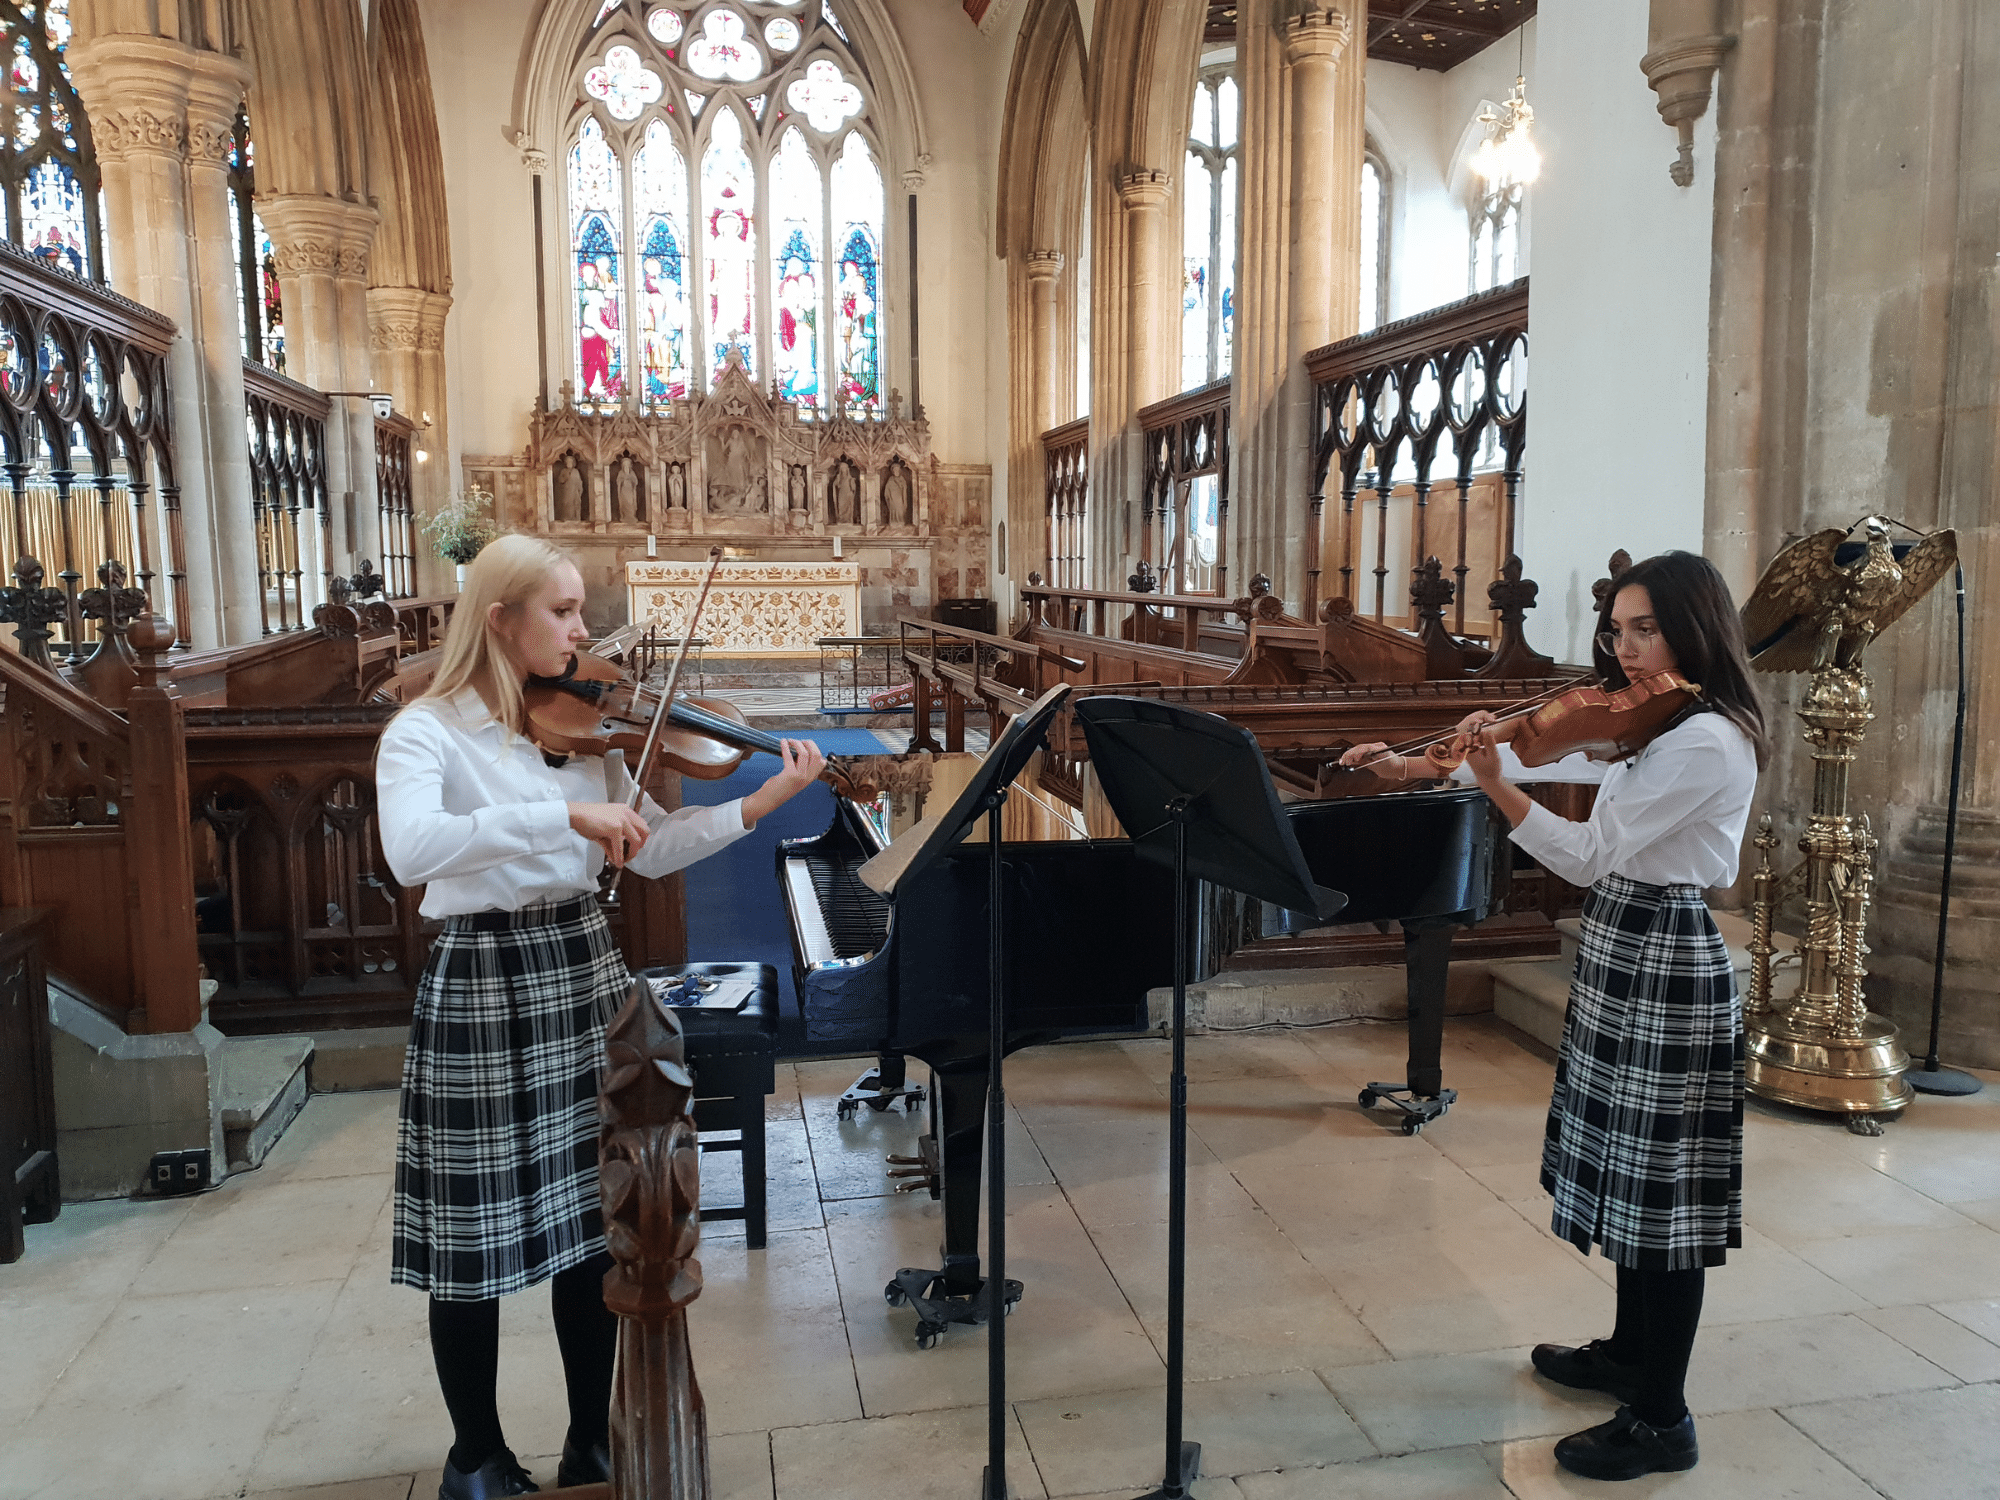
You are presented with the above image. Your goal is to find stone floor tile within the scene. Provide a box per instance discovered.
[1858,1304,2000,1382]
[691,1227,863,1435]
[1119,1031,1343,1087]
[1323,1345,1613,1453]
[0,1298,120,1439]
[1014,1369,1373,1496]
[700,1115,826,1242]
[1084,1211,1386,1378]
[245,1322,450,1493]
[1781,1381,2000,1500]
[1058,1481,1243,1500]
[1931,1295,2000,1343]
[1823,1105,2000,1204]
[1236,1150,1505,1257]
[127,1171,392,1298]
[1303,1203,1613,1360]
[769,1404,1046,1500]
[1460,1158,1547,1205]
[1693,1240,1872,1327]
[824,1188,1162,1417]
[1741,1134,1975,1246]
[1484,1406,1883,1498]
[800,1081,1050,1203]
[1233,1445,1512,1499]
[1412,1087,1559,1171]
[712,1429,776,1500]
[1687,1311,1954,1414]
[242,1479,416,1500]
[259,1091,401,1185]
[1181,1085,1440,1169]
[1790,1223,2000,1304]
[2,1193,194,1299]
[1023,1099,1263,1229]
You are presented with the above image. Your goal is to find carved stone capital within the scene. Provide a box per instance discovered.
[1116,168,1172,211]
[64,33,246,165]
[1640,33,1736,185]
[521,147,550,175]
[259,195,382,284]
[1283,6,1352,65]
[88,109,188,163]
[1023,249,1065,285]
[368,286,451,351]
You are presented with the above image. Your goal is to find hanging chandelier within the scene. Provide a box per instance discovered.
[1472,76,1541,193]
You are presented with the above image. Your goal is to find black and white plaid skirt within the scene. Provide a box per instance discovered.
[392,895,628,1301]
[1542,873,1743,1272]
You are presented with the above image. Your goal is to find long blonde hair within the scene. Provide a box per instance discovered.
[420,533,577,731]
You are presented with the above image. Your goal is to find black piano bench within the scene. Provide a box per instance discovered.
[639,961,780,1250]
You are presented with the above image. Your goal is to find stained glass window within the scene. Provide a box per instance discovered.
[561,0,886,412]
[570,117,627,404]
[829,131,880,412]
[1182,61,1237,390]
[0,0,101,280]
[227,109,284,372]
[769,128,820,407]
[1360,153,1387,333]
[702,109,756,379]
[633,120,689,403]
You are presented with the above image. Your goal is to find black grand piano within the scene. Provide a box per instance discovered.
[777,780,1502,1341]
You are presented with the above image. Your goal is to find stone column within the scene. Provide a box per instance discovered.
[1025,251,1065,436]
[65,37,260,647]
[368,285,454,592]
[258,195,383,575]
[1011,250,1065,592]
[1100,168,1172,583]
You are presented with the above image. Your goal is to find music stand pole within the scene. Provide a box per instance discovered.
[1152,803,1198,1498]
[982,788,1011,1499]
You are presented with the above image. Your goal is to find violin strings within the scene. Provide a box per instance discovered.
[1347,676,1586,771]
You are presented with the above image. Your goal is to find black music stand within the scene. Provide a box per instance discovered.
[859,682,1073,1500]
[1074,697,1346,1500]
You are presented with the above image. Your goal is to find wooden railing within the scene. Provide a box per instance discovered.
[243,360,331,636]
[1305,277,1529,629]
[375,409,417,598]
[0,241,183,655]
[1040,416,1087,589]
[1136,378,1231,597]
[1017,581,1271,661]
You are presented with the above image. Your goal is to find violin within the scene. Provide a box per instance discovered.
[523,650,879,802]
[1421,670,1704,772]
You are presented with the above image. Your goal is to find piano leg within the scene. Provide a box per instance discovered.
[1357,918,1462,1136]
[882,1055,1023,1346]
[836,1049,926,1121]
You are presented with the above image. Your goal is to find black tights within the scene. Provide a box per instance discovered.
[1606,1262,1706,1428]
[428,1250,619,1474]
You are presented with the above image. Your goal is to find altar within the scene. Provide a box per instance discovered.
[625,559,863,655]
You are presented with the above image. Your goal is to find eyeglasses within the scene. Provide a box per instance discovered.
[1596,625,1661,655]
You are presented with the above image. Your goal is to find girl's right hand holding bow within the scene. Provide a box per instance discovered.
[569,801,652,868]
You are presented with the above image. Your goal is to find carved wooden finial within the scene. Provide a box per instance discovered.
[1590,549,1634,609]
[0,554,68,671]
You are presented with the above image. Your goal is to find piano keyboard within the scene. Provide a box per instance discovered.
[783,851,891,968]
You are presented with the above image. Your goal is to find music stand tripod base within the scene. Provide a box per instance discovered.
[1359,1083,1457,1135]
[884,1267,1022,1348]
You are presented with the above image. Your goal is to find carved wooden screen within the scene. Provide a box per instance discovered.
[1305,277,1527,632]
[0,239,181,656]
[1136,379,1231,597]
[242,360,330,635]
[1040,416,1086,589]
[374,410,416,598]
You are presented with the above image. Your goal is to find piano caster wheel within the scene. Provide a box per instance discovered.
[905,1092,925,1114]
[915,1321,944,1350]
[1357,1088,1379,1109]
[838,1099,860,1122]
[1401,1117,1424,1137]
[885,1281,908,1308]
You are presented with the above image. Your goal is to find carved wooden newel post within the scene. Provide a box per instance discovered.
[598,979,710,1500]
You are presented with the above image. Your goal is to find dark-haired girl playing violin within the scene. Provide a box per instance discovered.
[1342,550,1766,1481]
[375,534,825,1499]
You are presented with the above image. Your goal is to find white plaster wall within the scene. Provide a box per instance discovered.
[1516,0,1714,662]
[422,0,1010,526]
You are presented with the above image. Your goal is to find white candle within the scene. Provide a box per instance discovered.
[646,534,657,558]
[832,535,843,560]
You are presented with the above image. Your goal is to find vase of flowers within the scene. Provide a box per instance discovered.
[422,485,498,590]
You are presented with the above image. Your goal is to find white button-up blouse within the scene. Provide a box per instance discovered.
[1452,711,1758,890]
[376,689,752,918]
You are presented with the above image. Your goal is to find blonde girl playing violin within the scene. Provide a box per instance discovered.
[375,534,825,1499]
[1342,551,1766,1482]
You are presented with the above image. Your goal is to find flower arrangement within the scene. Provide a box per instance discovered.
[421,485,498,565]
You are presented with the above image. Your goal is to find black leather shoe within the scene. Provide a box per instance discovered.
[1530,1339,1643,1404]
[1554,1406,1699,1481]
[556,1436,611,1486]
[438,1447,539,1499]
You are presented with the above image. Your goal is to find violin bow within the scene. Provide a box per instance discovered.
[1343,675,1587,776]
[604,546,724,899]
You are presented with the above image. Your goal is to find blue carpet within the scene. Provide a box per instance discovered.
[678,729,892,1058]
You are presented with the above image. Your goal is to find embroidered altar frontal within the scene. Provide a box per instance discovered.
[627,559,862,655]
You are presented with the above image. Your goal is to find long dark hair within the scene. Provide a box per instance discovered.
[1595,550,1769,769]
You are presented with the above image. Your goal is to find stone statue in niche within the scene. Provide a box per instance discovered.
[883,460,912,527]
[554,454,586,523]
[666,463,687,510]
[613,455,644,524]
[829,458,859,526]
[704,424,767,513]
[787,465,807,516]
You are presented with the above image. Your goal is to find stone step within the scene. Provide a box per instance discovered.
[1489,957,1571,1051]
[218,1035,314,1170]
[1146,960,1499,1032]
[306,1026,409,1093]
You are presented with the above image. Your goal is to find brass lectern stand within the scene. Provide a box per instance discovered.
[1738,518,1957,1134]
